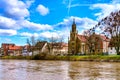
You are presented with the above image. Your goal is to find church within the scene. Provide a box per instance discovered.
[68,19,110,55]
[68,19,86,55]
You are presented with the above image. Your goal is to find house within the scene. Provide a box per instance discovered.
[1,43,15,56]
[33,41,50,55]
[59,43,68,55]
[1,43,23,56]
[68,19,110,55]
[100,35,110,54]
[52,43,68,55]
[8,45,22,56]
[108,37,120,55]
[108,43,117,55]
[22,45,32,56]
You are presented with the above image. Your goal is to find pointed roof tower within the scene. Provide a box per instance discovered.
[72,18,76,32]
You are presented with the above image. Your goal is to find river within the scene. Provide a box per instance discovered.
[0,60,120,80]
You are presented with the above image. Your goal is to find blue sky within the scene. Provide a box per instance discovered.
[0,0,120,46]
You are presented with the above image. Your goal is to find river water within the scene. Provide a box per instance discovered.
[0,60,120,80]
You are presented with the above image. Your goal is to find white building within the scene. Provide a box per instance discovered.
[108,47,117,55]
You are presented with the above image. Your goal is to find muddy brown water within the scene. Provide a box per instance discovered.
[0,60,120,80]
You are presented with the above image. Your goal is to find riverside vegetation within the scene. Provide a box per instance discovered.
[1,53,120,62]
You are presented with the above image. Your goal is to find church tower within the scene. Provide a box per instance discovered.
[68,19,78,55]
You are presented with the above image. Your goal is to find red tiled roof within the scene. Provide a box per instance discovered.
[9,45,22,50]
[77,35,86,42]
[77,34,110,42]
[62,43,68,47]
[100,35,110,41]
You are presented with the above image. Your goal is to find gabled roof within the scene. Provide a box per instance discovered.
[77,35,86,42]
[62,43,68,47]
[9,45,22,50]
[35,41,47,50]
[100,35,110,42]
[77,34,110,42]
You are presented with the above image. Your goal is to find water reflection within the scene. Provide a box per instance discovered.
[0,60,120,80]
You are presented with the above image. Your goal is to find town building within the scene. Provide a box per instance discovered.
[8,45,22,56]
[108,37,120,55]
[22,45,31,56]
[33,41,50,55]
[1,43,15,55]
[1,43,22,56]
[52,42,68,55]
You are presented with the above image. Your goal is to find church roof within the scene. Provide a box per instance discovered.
[100,35,110,42]
[77,34,110,42]
[77,35,87,42]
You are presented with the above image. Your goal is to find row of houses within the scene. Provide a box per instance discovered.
[0,42,68,56]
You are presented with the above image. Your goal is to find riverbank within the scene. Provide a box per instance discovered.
[1,55,120,62]
[0,56,31,60]
[45,55,120,62]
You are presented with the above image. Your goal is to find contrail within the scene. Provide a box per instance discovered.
[68,0,72,17]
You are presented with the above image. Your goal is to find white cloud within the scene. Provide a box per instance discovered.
[20,31,60,39]
[0,0,29,19]
[0,16,53,31]
[20,32,32,37]
[90,3,120,20]
[0,16,20,29]
[25,0,35,8]
[20,32,39,37]
[112,0,120,4]
[0,0,52,37]
[36,4,49,16]
[20,20,53,31]
[0,29,17,36]
[54,16,97,32]
[39,31,60,39]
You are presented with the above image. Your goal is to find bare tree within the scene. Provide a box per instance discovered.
[47,35,64,55]
[57,35,64,54]
[26,36,36,55]
[26,38,31,52]
[31,36,36,46]
[83,28,101,55]
[96,10,120,55]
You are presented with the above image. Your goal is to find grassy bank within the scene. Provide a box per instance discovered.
[1,56,32,60]
[32,54,120,62]
[53,55,120,62]
[1,54,120,62]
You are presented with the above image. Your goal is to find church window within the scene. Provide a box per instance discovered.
[72,43,74,45]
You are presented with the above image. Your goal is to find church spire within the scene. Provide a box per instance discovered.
[73,18,75,24]
[72,18,76,32]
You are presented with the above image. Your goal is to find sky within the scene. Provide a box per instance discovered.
[0,0,120,46]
